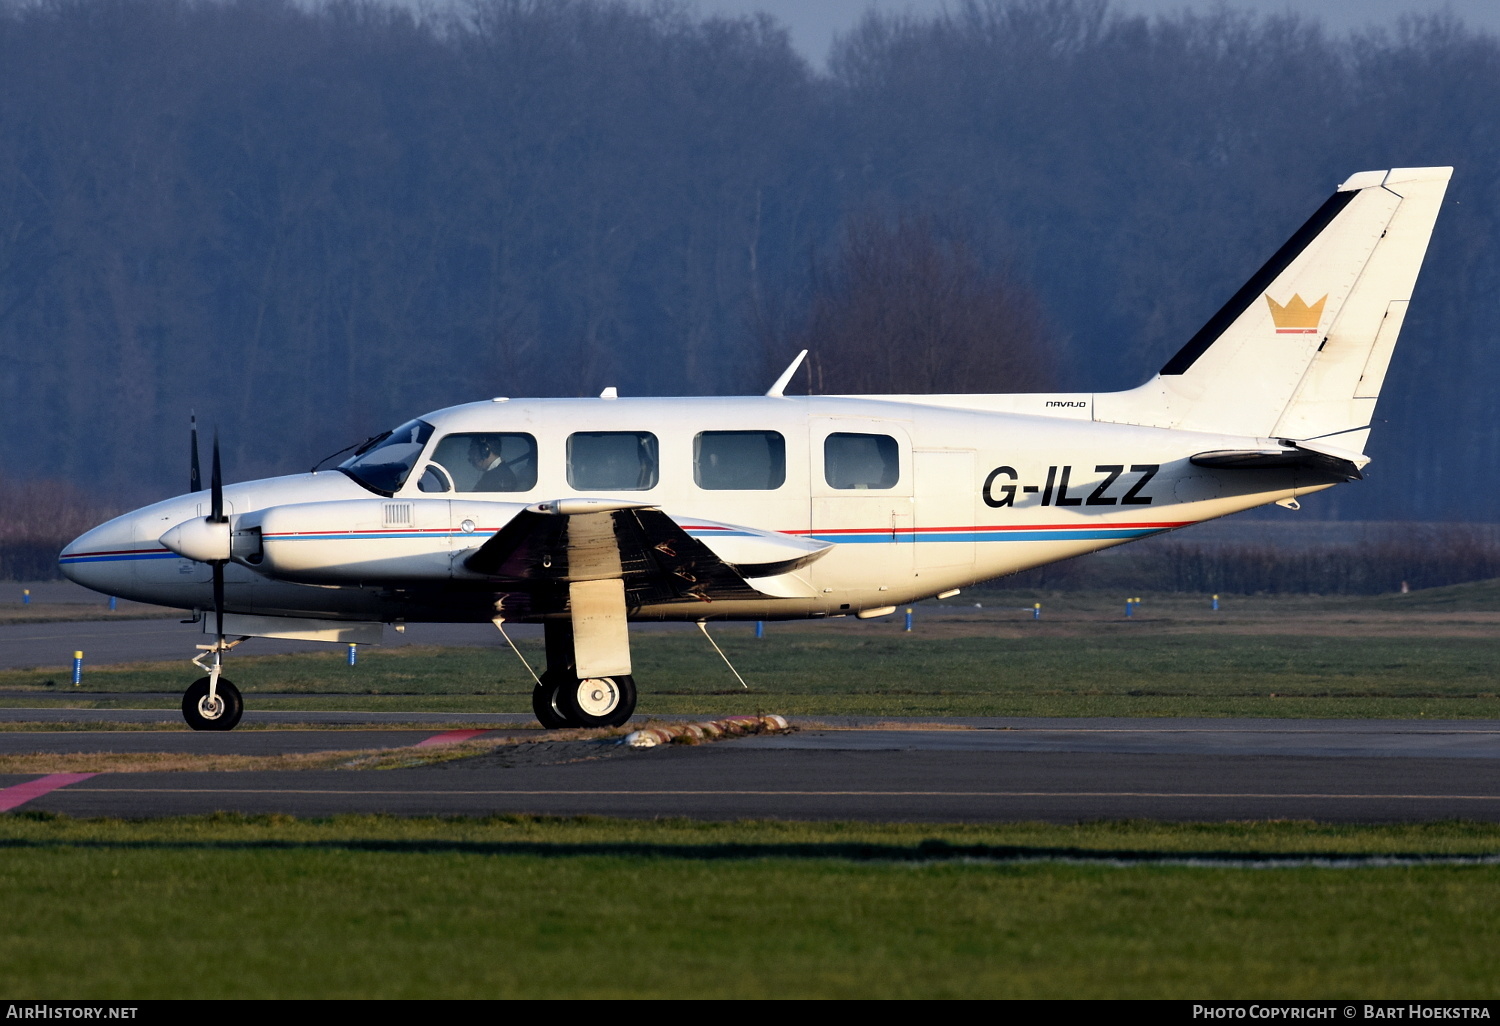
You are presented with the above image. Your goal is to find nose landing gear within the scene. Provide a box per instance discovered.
[182,675,244,731]
[183,635,247,731]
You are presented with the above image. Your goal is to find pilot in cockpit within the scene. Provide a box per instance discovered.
[468,435,518,492]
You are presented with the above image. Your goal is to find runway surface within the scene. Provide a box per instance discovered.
[0,705,539,725]
[2,715,1497,822]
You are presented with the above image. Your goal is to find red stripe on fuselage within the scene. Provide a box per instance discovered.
[785,521,1192,536]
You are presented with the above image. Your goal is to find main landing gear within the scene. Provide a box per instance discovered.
[532,670,638,729]
[528,616,638,729]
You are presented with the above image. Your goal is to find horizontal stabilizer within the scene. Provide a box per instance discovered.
[1190,438,1368,481]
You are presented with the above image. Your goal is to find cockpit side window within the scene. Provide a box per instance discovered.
[419,433,538,493]
[567,431,658,491]
[338,419,435,495]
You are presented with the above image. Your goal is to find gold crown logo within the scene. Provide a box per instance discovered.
[1265,293,1327,333]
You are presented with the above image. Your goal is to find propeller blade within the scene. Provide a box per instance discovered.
[210,433,224,523]
[212,562,224,640]
[190,414,202,493]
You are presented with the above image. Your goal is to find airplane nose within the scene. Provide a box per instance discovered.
[58,515,138,596]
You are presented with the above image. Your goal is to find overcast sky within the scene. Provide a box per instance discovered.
[689,0,1499,68]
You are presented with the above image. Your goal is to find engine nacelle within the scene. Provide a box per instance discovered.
[252,498,526,584]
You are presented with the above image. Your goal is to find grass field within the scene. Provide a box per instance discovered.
[3,590,1497,998]
[5,587,1499,718]
[0,601,173,624]
[1,813,1496,999]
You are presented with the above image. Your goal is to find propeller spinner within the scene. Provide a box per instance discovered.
[158,443,231,562]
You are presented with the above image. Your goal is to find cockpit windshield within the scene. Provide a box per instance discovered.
[338,419,435,495]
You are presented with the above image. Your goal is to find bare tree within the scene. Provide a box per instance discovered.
[769,211,1058,394]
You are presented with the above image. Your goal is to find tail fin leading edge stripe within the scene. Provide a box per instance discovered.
[1160,189,1358,376]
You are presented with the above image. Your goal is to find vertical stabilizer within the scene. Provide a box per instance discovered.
[1093,167,1451,448]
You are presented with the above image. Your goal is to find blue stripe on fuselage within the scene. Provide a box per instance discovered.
[58,552,179,564]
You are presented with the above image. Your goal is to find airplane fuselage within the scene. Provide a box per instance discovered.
[62,394,1323,624]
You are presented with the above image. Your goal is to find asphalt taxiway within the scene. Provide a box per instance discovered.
[2,715,1496,822]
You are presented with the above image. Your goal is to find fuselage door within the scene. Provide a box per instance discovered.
[914,449,977,572]
[810,420,914,580]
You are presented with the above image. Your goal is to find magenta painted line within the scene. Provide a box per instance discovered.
[415,729,493,748]
[0,773,99,812]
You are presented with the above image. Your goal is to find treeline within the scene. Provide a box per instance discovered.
[989,526,1500,594]
[0,476,113,579]
[1,0,1498,523]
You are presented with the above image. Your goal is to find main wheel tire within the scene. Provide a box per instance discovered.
[532,671,573,729]
[556,673,636,729]
[182,676,244,731]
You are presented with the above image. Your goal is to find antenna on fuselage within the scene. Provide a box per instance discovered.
[765,349,808,398]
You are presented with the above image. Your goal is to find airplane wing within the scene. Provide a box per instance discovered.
[463,501,829,605]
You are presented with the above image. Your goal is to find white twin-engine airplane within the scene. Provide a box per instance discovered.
[61,167,1450,732]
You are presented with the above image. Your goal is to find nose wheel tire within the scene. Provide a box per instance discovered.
[532,671,572,730]
[182,676,244,731]
[557,673,636,729]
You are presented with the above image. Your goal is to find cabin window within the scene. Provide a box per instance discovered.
[694,431,786,490]
[824,432,899,490]
[338,419,435,495]
[567,431,659,491]
[419,432,538,493]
